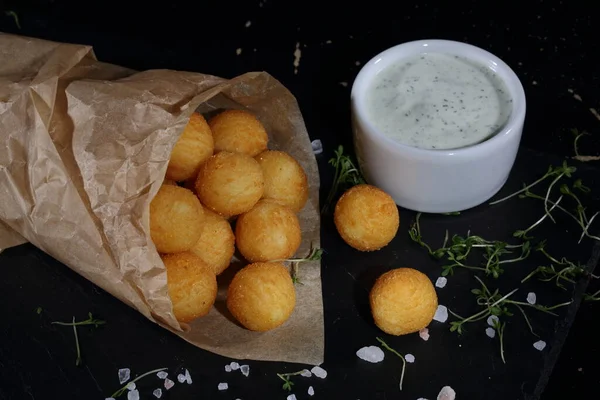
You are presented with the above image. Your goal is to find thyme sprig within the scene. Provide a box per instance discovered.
[376,337,407,391]
[322,145,365,214]
[51,313,106,366]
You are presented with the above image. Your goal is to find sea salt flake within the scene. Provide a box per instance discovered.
[487,315,499,326]
[177,374,186,383]
[157,371,168,379]
[485,327,496,338]
[127,389,139,400]
[153,389,162,399]
[230,362,240,370]
[240,365,250,377]
[308,386,315,396]
[533,340,547,351]
[126,382,136,391]
[300,369,312,377]
[433,305,448,323]
[245,20,252,28]
[356,346,385,363]
[287,395,297,400]
[435,277,447,288]
[311,366,327,379]
[311,139,323,155]
[527,292,537,305]
[184,369,192,384]
[164,378,175,390]
[405,354,415,363]
[437,385,456,400]
[218,382,228,391]
[118,368,131,384]
[225,365,232,372]
[419,328,430,341]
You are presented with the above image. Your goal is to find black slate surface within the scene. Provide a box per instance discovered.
[1,0,600,399]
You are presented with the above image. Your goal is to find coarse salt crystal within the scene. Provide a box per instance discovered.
[527,292,537,305]
[435,277,447,288]
[437,385,456,400]
[184,369,192,384]
[127,389,139,400]
[126,382,136,391]
[356,346,385,363]
[287,395,297,400]
[308,386,315,396]
[419,328,430,341]
[164,378,175,390]
[487,315,499,326]
[405,354,415,363]
[225,365,232,372]
[177,374,186,383]
[153,389,162,399]
[245,20,251,28]
[218,382,228,391]
[485,327,496,338]
[118,368,131,384]
[311,139,323,155]
[157,371,168,379]
[230,362,240,370]
[433,305,448,323]
[533,340,547,351]
[311,366,327,379]
[240,365,250,377]
[300,369,312,377]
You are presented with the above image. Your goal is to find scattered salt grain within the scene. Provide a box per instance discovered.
[287,395,297,400]
[230,362,240,371]
[485,327,496,338]
[153,389,162,399]
[339,82,348,87]
[118,368,131,384]
[293,42,302,74]
[127,389,139,400]
[533,340,547,351]
[106,398,115,400]
[437,385,456,400]
[487,315,499,326]
[355,61,361,66]
[419,328,430,341]
[177,373,186,383]
[225,365,232,372]
[527,292,537,305]
[126,382,136,391]
[236,48,242,56]
[435,277,447,288]
[218,382,229,391]
[308,386,315,396]
[405,354,415,363]
[164,378,175,390]
[311,366,327,379]
[417,398,429,400]
[184,369,192,384]
[433,305,448,323]
[311,139,323,155]
[245,20,252,28]
[240,365,250,377]
[157,371,168,380]
[300,369,312,377]
[356,346,385,363]
[326,40,332,44]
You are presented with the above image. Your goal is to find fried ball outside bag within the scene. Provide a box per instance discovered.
[235,199,301,263]
[162,252,217,323]
[369,268,438,336]
[195,151,264,218]
[150,185,204,253]
[334,184,400,251]
[166,112,214,182]
[255,150,309,213]
[227,262,296,331]
[209,109,268,157]
[189,209,235,275]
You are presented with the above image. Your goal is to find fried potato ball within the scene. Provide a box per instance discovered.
[227,262,296,331]
[162,252,217,323]
[254,150,309,213]
[209,109,268,157]
[369,268,438,336]
[150,185,204,253]
[166,112,214,182]
[235,199,301,263]
[195,151,264,217]
[334,184,399,251]
[189,209,235,275]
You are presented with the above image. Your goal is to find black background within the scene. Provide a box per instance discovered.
[0,0,599,399]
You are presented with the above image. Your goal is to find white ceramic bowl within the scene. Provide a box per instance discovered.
[351,39,526,213]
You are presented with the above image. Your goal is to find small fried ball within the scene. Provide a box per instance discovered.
[162,252,217,323]
[150,185,204,253]
[209,109,268,157]
[227,262,296,331]
[195,151,264,217]
[235,199,301,263]
[189,209,235,275]
[255,150,309,213]
[369,268,438,336]
[334,184,399,251]
[166,112,214,182]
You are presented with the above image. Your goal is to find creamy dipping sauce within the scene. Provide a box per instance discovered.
[365,52,513,150]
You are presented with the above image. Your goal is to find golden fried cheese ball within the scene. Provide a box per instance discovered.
[195,151,264,217]
[209,109,268,157]
[162,252,217,323]
[166,112,214,182]
[334,184,399,251]
[150,185,204,253]
[235,199,301,263]
[189,209,235,275]
[254,150,309,213]
[370,268,438,336]
[227,262,296,331]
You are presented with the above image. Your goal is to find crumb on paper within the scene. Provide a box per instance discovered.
[127,390,139,400]
[485,327,496,338]
[164,378,175,390]
[126,382,136,391]
[435,277,447,288]
[527,292,537,305]
[405,354,415,363]
[311,139,323,155]
[118,368,131,384]
[245,20,252,28]
[356,346,385,363]
[437,386,456,400]
[339,82,348,87]
[311,366,327,379]
[293,42,302,74]
[287,395,297,400]
[419,327,430,341]
[308,386,315,396]
[533,340,547,351]
[487,315,499,326]
[433,305,448,323]
[236,48,242,55]
[230,362,240,371]
[153,389,162,399]
[218,382,229,391]
[225,365,232,372]
[240,365,250,377]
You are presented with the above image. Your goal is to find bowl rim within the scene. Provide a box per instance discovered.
[351,39,527,157]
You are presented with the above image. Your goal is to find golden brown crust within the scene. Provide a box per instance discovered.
[235,199,301,263]
[254,150,309,213]
[195,151,264,218]
[189,209,235,275]
[162,252,217,323]
[369,268,438,336]
[209,109,269,157]
[334,184,400,251]
[226,262,296,331]
[150,185,204,253]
